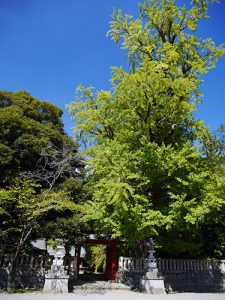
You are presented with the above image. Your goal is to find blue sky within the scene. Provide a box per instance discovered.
[0,0,224,136]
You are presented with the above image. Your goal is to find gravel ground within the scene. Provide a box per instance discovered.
[1,291,225,300]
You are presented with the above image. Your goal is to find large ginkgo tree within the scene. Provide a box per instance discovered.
[69,0,225,258]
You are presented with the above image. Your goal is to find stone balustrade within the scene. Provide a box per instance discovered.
[0,254,51,269]
[118,256,225,273]
[0,254,77,270]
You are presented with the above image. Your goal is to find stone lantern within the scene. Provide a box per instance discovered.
[140,237,165,294]
[43,240,69,293]
[147,238,157,270]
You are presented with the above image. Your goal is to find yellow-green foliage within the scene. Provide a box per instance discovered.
[0,177,81,246]
[85,245,106,273]
[69,0,225,257]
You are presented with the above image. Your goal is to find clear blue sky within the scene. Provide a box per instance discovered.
[0,0,224,136]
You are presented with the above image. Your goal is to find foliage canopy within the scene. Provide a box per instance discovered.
[0,91,86,270]
[69,0,225,257]
[0,90,76,186]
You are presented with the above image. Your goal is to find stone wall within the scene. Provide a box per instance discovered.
[163,269,225,292]
[0,254,77,291]
[0,266,45,290]
[117,258,225,293]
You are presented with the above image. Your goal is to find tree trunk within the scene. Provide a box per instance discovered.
[7,244,22,292]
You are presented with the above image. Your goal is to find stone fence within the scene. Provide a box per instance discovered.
[0,254,77,291]
[118,256,225,272]
[117,257,225,293]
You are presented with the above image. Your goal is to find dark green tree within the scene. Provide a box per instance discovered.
[0,91,87,290]
[0,90,76,186]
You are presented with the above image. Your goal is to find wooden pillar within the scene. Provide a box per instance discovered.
[106,241,117,281]
[75,245,81,276]
[106,244,111,280]
[111,241,117,281]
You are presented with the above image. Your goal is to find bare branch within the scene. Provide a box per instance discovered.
[27,142,83,192]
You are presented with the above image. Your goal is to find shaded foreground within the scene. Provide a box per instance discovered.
[1,291,225,300]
